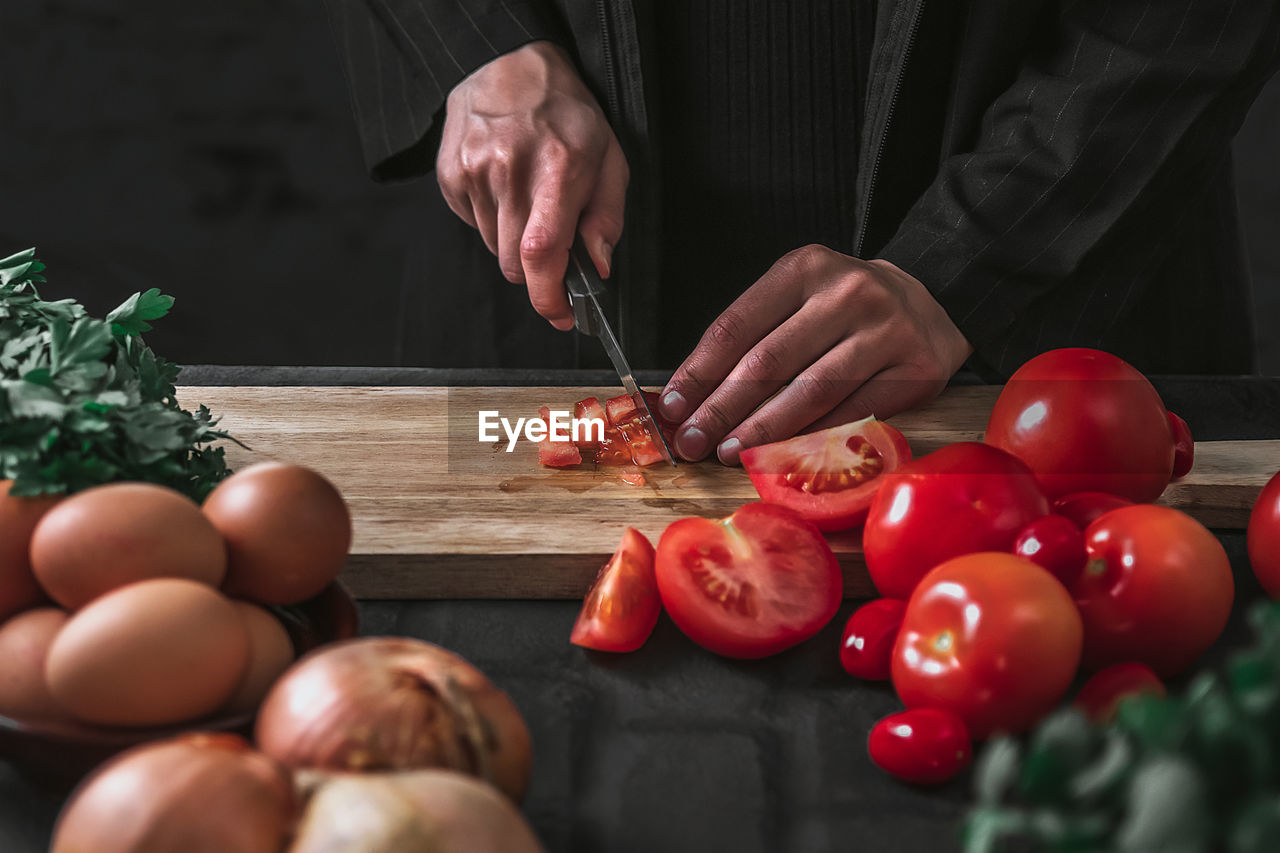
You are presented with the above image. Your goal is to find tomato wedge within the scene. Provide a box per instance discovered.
[740,416,911,532]
[655,503,842,659]
[536,405,582,468]
[571,527,661,653]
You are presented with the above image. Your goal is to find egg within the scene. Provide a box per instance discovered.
[223,602,295,714]
[0,481,61,621]
[31,483,227,610]
[46,579,250,727]
[203,463,351,605]
[0,606,71,722]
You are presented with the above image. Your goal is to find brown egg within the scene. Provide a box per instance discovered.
[0,481,61,621]
[31,482,227,610]
[203,463,351,605]
[223,602,295,714]
[0,606,71,722]
[46,579,250,727]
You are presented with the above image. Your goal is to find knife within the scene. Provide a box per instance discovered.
[565,234,677,467]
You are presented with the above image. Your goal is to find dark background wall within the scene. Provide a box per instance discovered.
[1,1,1278,373]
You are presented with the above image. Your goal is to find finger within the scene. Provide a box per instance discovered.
[521,175,583,330]
[672,302,842,462]
[658,252,823,426]
[496,193,531,285]
[715,335,878,465]
[468,190,499,256]
[803,366,945,433]
[577,139,628,279]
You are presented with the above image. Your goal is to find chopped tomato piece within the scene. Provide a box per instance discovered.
[573,397,608,451]
[605,394,638,425]
[536,405,581,468]
[740,415,911,531]
[571,527,660,653]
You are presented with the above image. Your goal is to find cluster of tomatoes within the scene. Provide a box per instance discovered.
[569,348,1280,787]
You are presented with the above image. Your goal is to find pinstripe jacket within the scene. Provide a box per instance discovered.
[324,0,1280,376]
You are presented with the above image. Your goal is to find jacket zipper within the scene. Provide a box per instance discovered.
[595,0,621,120]
[854,0,924,257]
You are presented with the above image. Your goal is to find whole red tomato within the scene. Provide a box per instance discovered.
[839,598,907,680]
[1052,491,1133,530]
[863,442,1050,599]
[1248,470,1280,599]
[1013,514,1086,587]
[1073,662,1165,723]
[892,553,1082,738]
[985,348,1176,503]
[1073,505,1233,677]
[868,708,972,785]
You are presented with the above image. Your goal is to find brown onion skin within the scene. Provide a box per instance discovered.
[203,463,352,605]
[256,637,533,801]
[52,733,295,853]
[0,606,71,721]
[290,769,545,853]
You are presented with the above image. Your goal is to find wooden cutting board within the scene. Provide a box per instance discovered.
[175,386,1280,600]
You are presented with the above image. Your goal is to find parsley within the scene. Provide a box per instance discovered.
[0,247,238,501]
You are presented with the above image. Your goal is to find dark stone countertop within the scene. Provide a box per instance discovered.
[2,372,1278,852]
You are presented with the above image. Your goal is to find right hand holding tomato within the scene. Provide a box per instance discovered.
[436,40,628,330]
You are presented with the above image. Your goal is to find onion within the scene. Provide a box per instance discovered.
[256,637,532,801]
[290,769,544,853]
[52,733,295,853]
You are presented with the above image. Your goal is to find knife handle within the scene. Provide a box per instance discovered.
[565,233,605,336]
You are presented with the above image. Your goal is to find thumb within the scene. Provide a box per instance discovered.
[577,139,628,279]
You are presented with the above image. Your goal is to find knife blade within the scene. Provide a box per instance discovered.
[565,234,677,467]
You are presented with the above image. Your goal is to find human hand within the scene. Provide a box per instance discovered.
[656,245,974,464]
[436,41,628,330]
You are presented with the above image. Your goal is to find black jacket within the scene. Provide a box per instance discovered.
[323,0,1280,376]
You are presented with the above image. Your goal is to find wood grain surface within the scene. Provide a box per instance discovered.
[175,386,1280,600]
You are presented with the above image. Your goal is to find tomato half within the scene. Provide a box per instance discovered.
[654,503,842,659]
[1248,470,1280,599]
[840,598,907,680]
[985,348,1176,502]
[1073,505,1233,677]
[571,527,660,653]
[741,415,911,532]
[1073,662,1165,723]
[1052,491,1133,530]
[868,708,972,786]
[892,553,1082,738]
[1013,514,1086,587]
[863,442,1050,599]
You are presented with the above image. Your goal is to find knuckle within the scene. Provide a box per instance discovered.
[697,397,735,435]
[706,310,746,350]
[520,225,562,263]
[741,418,777,449]
[798,369,846,407]
[743,346,784,381]
[779,244,830,278]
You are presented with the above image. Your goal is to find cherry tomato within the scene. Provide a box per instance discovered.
[1052,491,1133,530]
[868,708,972,785]
[1013,514,1086,587]
[571,527,660,653]
[1073,505,1233,677]
[655,503,841,659]
[892,553,1082,738]
[840,598,907,680]
[1073,662,1165,723]
[1248,470,1280,599]
[985,348,1176,503]
[863,442,1050,599]
[1167,411,1194,479]
[741,415,912,532]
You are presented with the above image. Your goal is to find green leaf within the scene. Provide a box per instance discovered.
[107,288,174,336]
[1115,756,1210,853]
[974,737,1022,806]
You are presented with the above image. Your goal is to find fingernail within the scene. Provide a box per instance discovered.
[676,426,709,461]
[716,437,742,466]
[599,242,613,278]
[660,390,688,421]
[553,316,575,332]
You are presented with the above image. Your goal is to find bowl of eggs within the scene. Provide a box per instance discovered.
[0,463,358,788]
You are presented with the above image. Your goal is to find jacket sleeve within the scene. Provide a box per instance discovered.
[877,0,1280,375]
[322,0,570,181]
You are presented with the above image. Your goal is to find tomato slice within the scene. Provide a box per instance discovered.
[536,405,582,467]
[571,527,660,653]
[740,416,911,532]
[655,502,842,659]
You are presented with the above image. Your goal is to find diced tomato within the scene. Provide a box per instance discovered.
[605,394,638,425]
[536,405,582,468]
[740,415,911,532]
[571,527,661,653]
[655,503,842,659]
[573,397,608,451]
